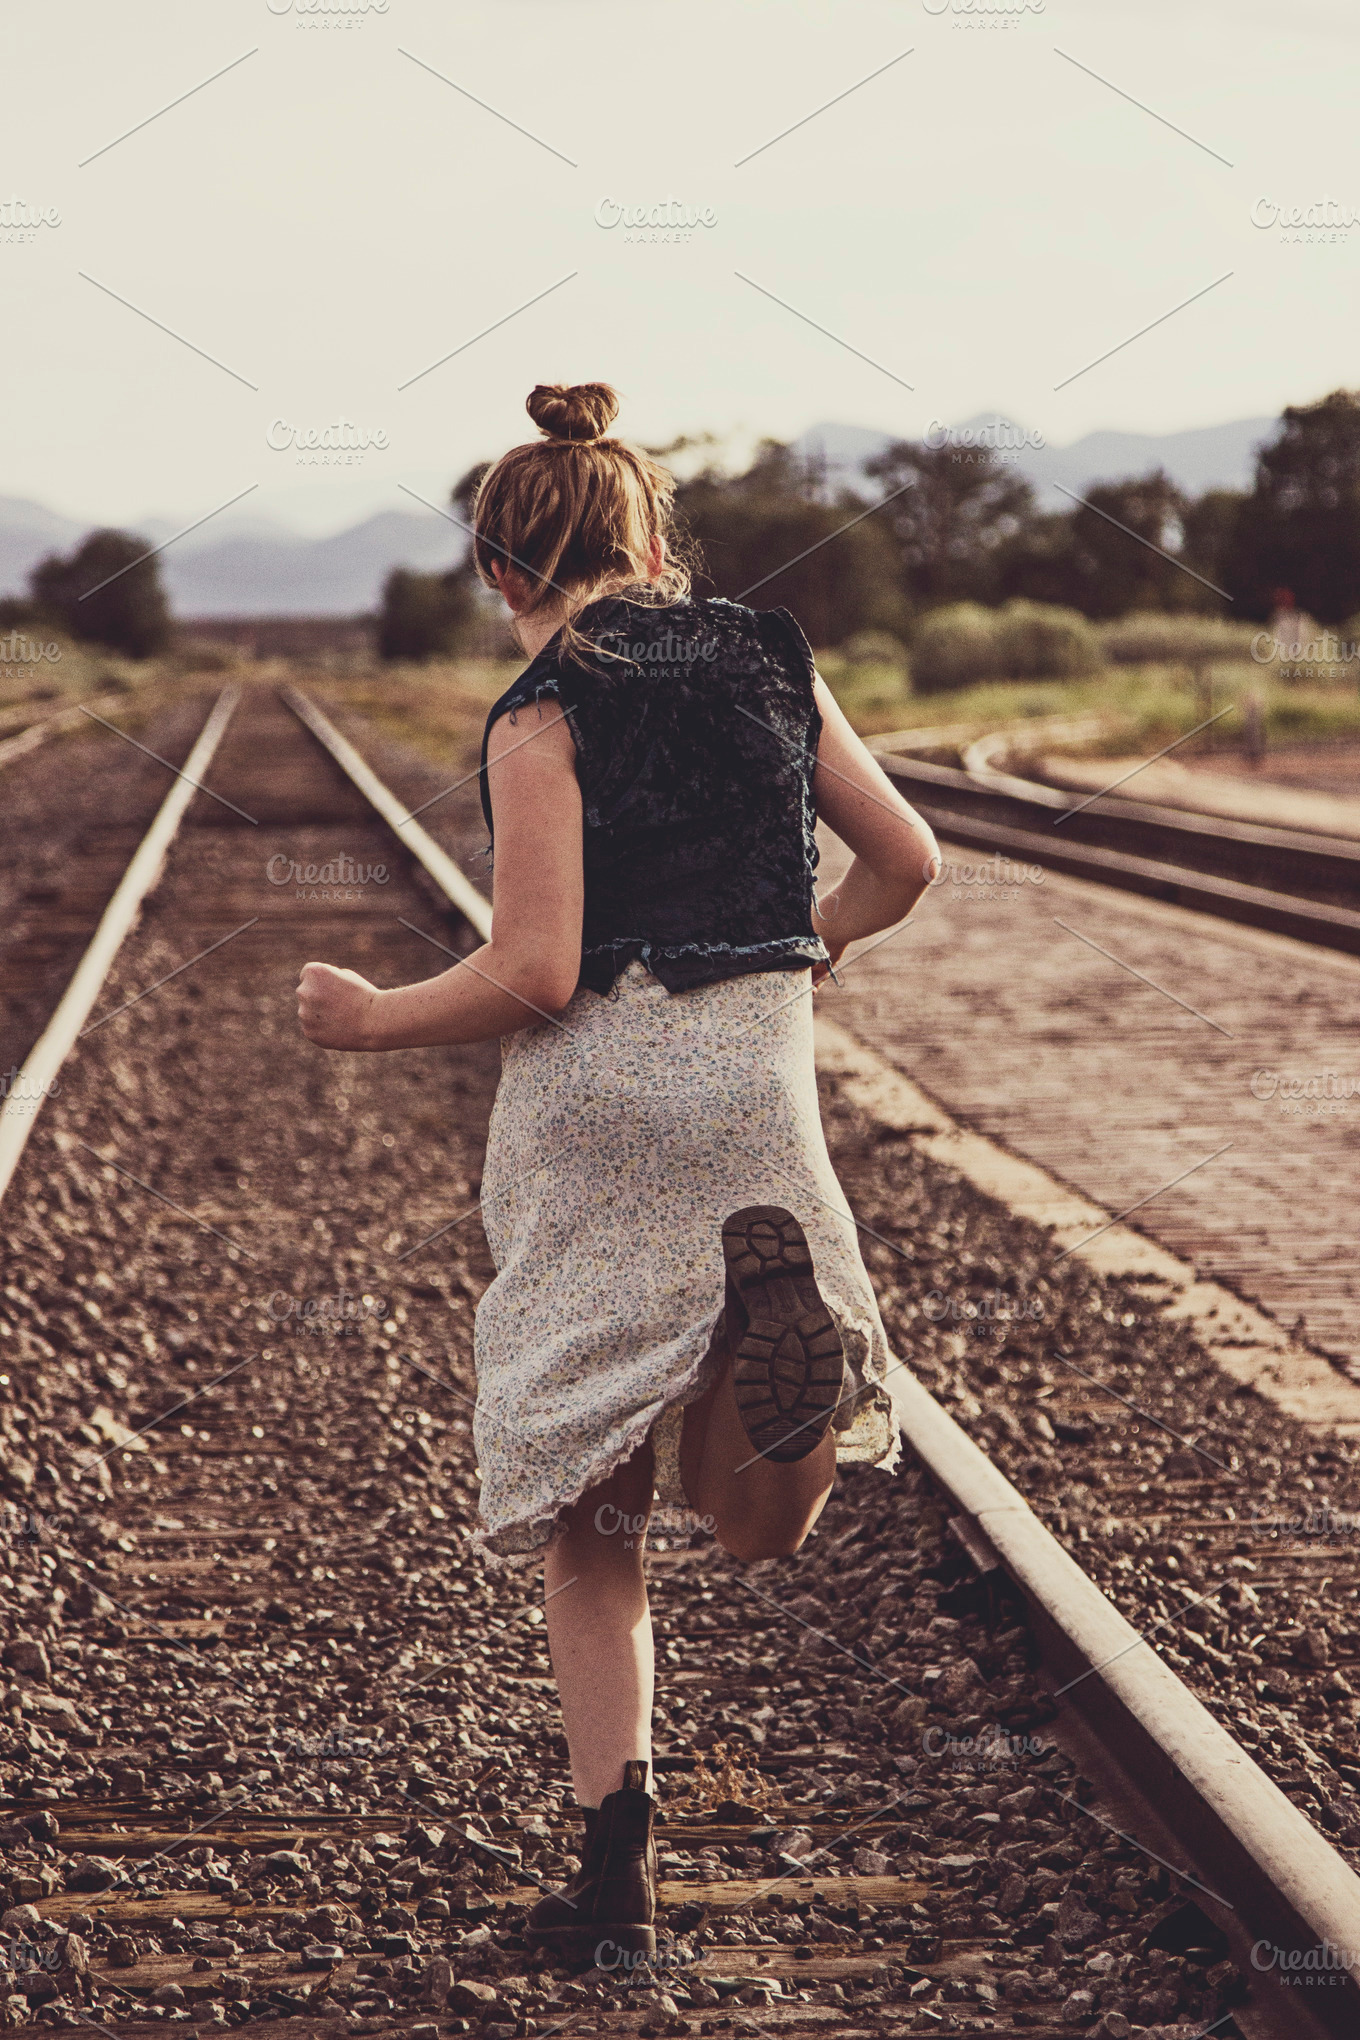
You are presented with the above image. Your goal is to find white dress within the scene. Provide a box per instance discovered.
[472,961,900,1563]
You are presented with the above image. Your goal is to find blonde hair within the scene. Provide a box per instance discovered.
[471,384,691,649]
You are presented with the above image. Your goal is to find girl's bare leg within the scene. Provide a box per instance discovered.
[680,1328,836,1562]
[542,1440,656,1806]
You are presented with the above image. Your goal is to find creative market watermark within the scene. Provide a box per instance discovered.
[281,1726,374,1763]
[267,0,388,25]
[924,418,1045,467]
[594,1502,716,1545]
[1250,628,1358,678]
[266,851,390,902]
[1247,1501,1360,1543]
[0,1068,61,1119]
[595,1940,700,1976]
[267,418,389,467]
[923,1288,1046,1336]
[1250,1068,1356,1118]
[0,1505,55,1548]
[923,0,1045,27]
[1,1935,66,1979]
[927,852,1046,903]
[264,1289,390,1337]
[0,632,61,675]
[921,1725,1050,1772]
[1251,1939,1359,1987]
[595,197,718,246]
[1251,196,1357,245]
[595,627,720,679]
[0,196,61,245]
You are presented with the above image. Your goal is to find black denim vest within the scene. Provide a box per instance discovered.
[479,594,827,995]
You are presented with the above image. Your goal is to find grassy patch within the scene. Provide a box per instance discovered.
[318,658,522,775]
[0,635,259,749]
[0,634,140,718]
[816,651,1360,754]
[814,654,915,734]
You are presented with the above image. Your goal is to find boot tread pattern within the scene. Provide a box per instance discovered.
[721,1205,844,1464]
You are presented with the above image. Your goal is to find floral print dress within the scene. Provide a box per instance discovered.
[472,962,899,1563]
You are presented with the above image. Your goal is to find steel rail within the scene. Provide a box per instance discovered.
[279,686,493,942]
[878,750,1360,896]
[10,687,1359,2029]
[0,686,241,1206]
[876,767,1360,958]
[288,696,1360,2032]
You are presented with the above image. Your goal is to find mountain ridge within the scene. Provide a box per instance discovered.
[1,413,1281,616]
[793,413,1278,504]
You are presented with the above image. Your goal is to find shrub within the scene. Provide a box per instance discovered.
[1097,612,1253,666]
[992,600,1100,679]
[377,567,475,662]
[908,603,999,694]
[840,629,909,672]
[29,530,172,658]
[820,656,912,735]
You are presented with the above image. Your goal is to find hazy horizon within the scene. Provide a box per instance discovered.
[4,0,1355,559]
[4,403,1286,543]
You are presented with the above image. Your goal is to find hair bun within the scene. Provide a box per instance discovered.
[526,382,619,444]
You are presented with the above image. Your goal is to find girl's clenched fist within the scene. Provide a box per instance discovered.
[296,962,382,1051]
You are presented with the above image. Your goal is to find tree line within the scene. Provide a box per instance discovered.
[6,388,1358,662]
[381,387,1360,661]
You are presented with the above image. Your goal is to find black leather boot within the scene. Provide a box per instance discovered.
[526,1760,657,1963]
[722,1205,845,1462]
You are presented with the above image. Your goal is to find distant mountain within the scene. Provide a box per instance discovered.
[0,497,87,596]
[1025,416,1277,502]
[160,509,462,617]
[1,413,1284,617]
[793,413,1279,507]
[794,422,897,487]
[0,498,462,616]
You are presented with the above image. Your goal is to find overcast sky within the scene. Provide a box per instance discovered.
[5,0,1356,536]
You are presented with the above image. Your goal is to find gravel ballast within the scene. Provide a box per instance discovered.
[3,683,1340,2035]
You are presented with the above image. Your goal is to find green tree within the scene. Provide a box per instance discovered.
[992,509,1079,610]
[863,439,1034,608]
[674,442,908,646]
[1228,391,1360,620]
[377,563,477,662]
[1179,488,1247,605]
[30,529,172,657]
[998,470,1192,619]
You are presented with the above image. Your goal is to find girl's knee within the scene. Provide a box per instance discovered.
[715,1520,808,1563]
[553,1503,652,1574]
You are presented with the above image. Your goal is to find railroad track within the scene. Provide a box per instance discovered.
[0,687,150,773]
[871,751,1360,956]
[2,680,1358,2039]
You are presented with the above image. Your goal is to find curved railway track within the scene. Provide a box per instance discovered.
[871,752,1360,956]
[2,682,1359,2040]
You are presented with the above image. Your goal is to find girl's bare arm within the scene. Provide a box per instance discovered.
[809,675,940,966]
[296,702,583,1050]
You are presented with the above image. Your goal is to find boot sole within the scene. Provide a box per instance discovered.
[525,1921,657,1965]
[721,1204,844,1464]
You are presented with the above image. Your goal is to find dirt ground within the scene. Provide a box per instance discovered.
[2,680,1353,2037]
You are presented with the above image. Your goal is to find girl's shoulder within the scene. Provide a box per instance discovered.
[582,594,815,677]
[484,596,815,732]
[483,638,570,733]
